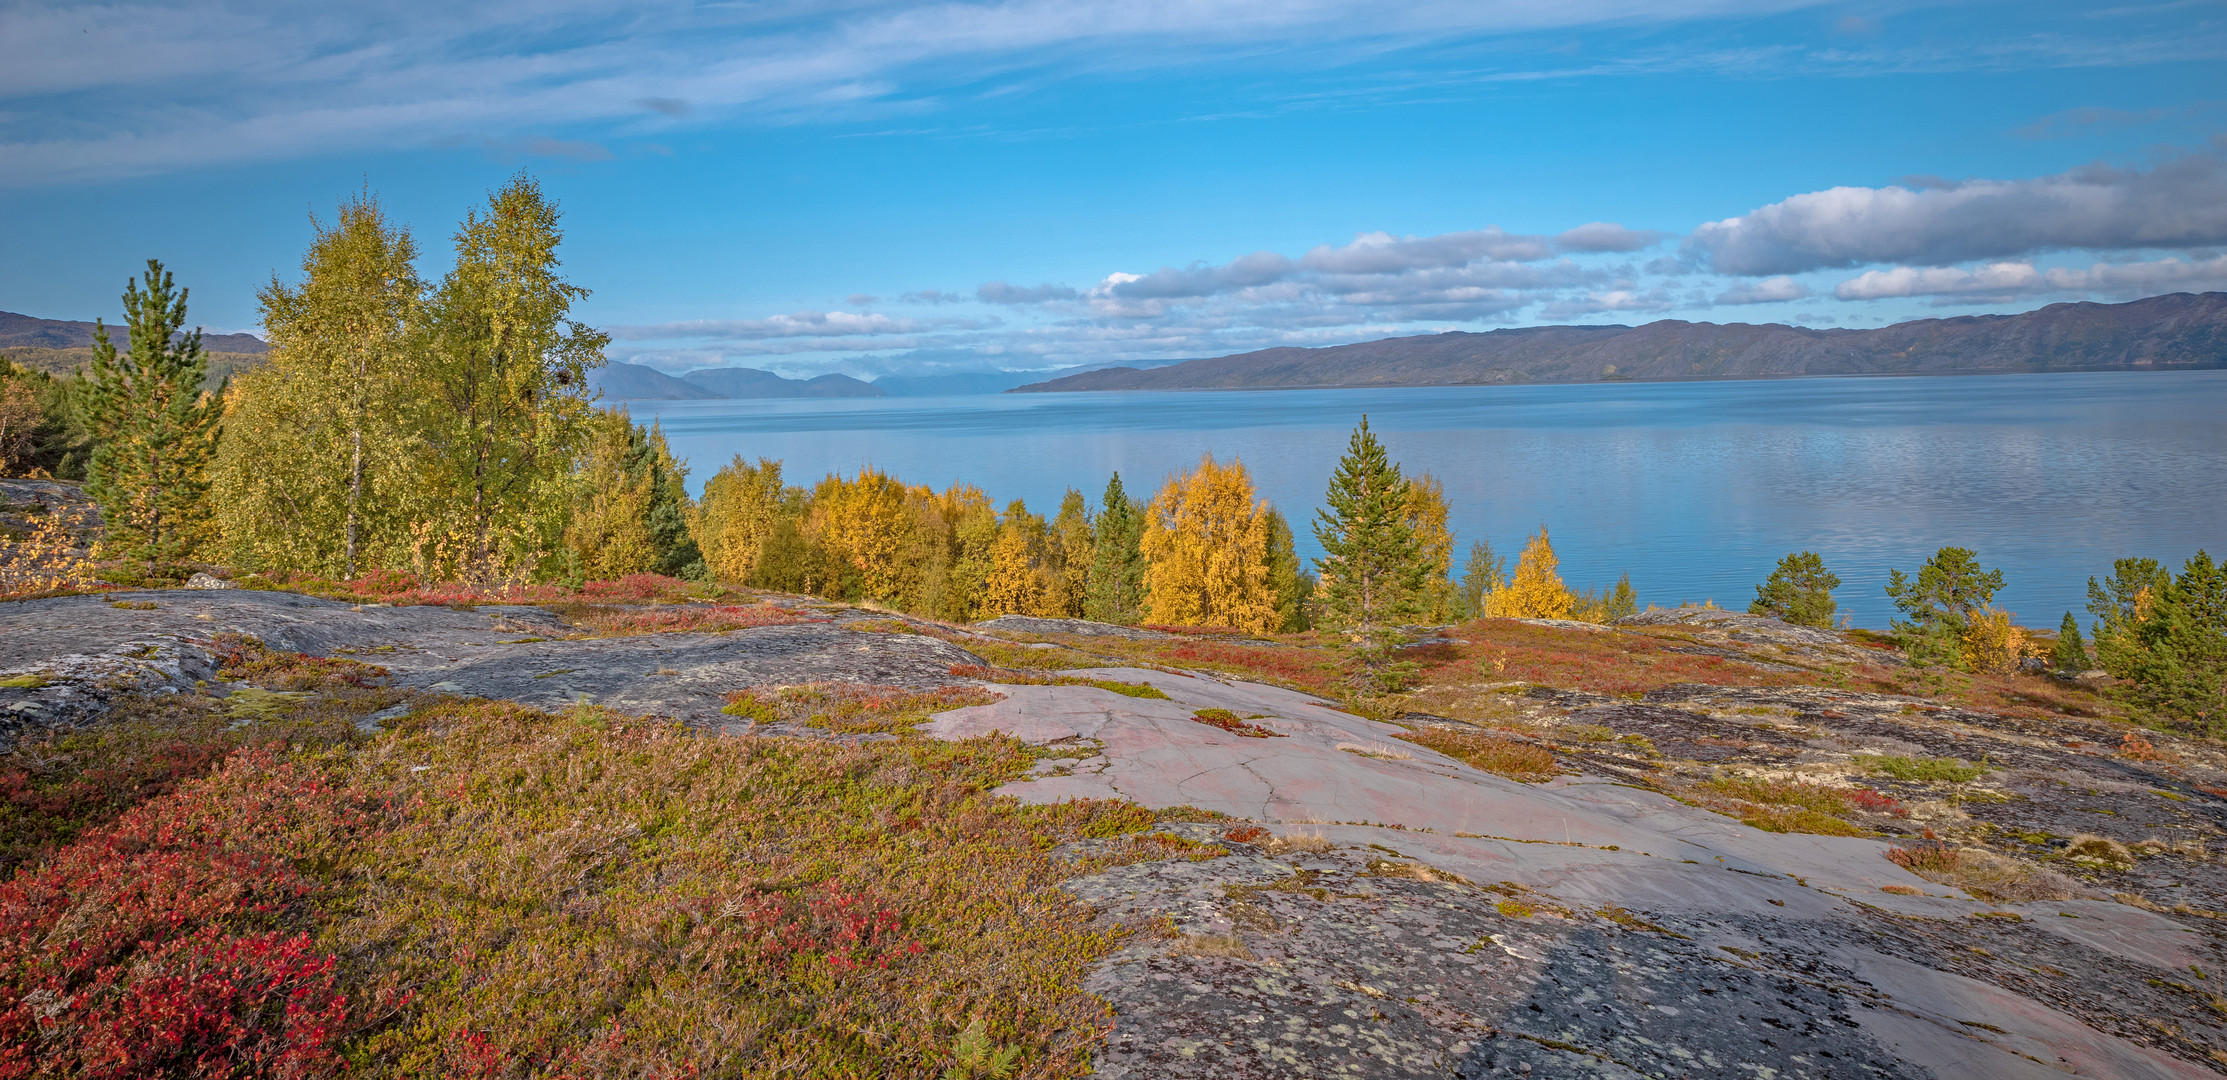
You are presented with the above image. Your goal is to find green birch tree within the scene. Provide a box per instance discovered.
[414,174,607,580]
[215,193,421,576]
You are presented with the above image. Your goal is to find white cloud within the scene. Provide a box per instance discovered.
[1835,254,2227,301]
[1713,275,1809,304]
[610,310,993,341]
[1555,222,1668,253]
[0,0,1847,186]
[1689,152,2227,276]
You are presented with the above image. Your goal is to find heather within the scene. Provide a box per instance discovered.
[0,670,1188,1078]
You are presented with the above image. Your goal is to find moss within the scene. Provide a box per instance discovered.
[1855,753,1992,783]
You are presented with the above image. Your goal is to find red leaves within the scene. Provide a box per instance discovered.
[686,882,923,979]
[1842,787,1909,817]
[0,753,362,1079]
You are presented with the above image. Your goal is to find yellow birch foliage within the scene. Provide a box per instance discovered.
[693,457,787,584]
[1961,606,2025,674]
[561,412,657,580]
[1486,525,1574,619]
[1404,472,1457,622]
[981,522,1050,617]
[811,467,914,602]
[1140,455,1277,633]
[0,507,96,598]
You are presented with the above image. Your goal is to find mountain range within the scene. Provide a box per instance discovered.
[0,310,269,355]
[1011,292,2227,393]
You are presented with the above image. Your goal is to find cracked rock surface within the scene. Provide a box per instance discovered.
[5,595,2222,1076]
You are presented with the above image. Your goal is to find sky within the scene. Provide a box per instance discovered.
[2,0,2224,379]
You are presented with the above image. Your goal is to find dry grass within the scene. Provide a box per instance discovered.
[1886,842,2084,902]
[2065,833,2136,872]
[1337,742,1413,760]
[945,664,1170,699]
[1169,933,1254,960]
[1679,775,1864,837]
[564,601,807,636]
[1260,832,1334,857]
[1395,727,1559,782]
[1,695,1181,1077]
[1189,708,1284,738]
[721,683,1002,734]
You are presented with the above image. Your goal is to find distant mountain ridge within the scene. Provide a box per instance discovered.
[588,362,885,400]
[0,310,268,355]
[1012,292,2227,393]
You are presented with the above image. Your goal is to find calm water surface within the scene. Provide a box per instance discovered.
[630,371,2226,629]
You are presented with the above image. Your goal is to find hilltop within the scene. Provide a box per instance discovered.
[1014,291,2227,392]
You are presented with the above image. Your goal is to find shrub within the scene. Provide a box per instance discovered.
[1395,727,1558,781]
[723,683,999,734]
[1885,842,2080,902]
[1190,709,1283,738]
[1690,775,1862,836]
[1959,606,2025,674]
[1854,754,1991,783]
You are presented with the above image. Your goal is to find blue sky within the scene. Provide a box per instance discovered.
[2,0,2223,378]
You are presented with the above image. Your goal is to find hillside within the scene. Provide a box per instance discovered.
[0,310,267,355]
[1015,291,2227,392]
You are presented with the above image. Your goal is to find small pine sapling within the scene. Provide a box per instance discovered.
[1749,551,1840,629]
[2051,612,2091,672]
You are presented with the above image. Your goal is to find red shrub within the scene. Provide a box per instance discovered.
[1222,825,1272,845]
[0,753,376,1079]
[1843,787,1909,817]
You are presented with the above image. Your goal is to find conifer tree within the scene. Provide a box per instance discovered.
[215,193,420,576]
[2125,551,2226,732]
[1263,507,1311,633]
[1606,573,1639,621]
[2051,612,2091,672]
[1313,416,1423,630]
[2087,556,2170,677]
[415,174,607,580]
[1885,547,2005,667]
[1084,472,1147,624]
[85,259,226,564]
[561,412,699,580]
[1749,551,1840,629]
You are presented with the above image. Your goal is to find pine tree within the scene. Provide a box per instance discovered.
[84,259,226,565]
[1312,416,1423,631]
[1885,547,2005,668]
[1084,472,1147,624]
[2051,611,2091,673]
[1749,551,1840,629]
[2087,556,2170,678]
[415,174,607,580]
[215,193,420,576]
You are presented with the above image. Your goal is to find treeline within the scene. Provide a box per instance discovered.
[1748,545,2224,732]
[682,419,1630,634]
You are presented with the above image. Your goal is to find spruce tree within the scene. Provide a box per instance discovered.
[85,259,226,565]
[1457,539,1504,619]
[1749,551,1840,629]
[2126,551,2227,733]
[1263,507,1311,632]
[2051,611,2091,672]
[1083,472,1146,624]
[1312,416,1423,630]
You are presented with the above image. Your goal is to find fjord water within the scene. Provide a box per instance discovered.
[631,370,2226,630]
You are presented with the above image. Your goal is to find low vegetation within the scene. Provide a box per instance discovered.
[0,668,1189,1077]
